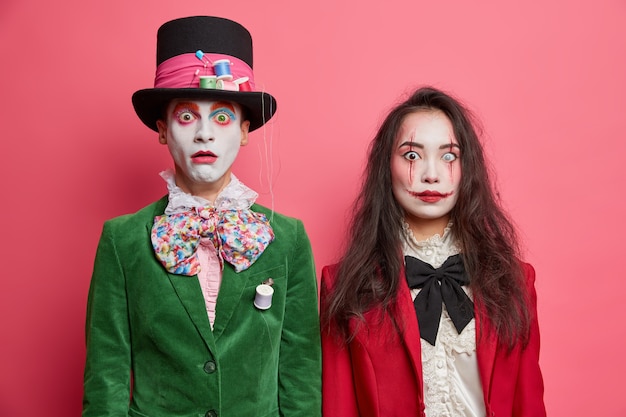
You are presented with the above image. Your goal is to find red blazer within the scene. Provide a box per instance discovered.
[320,262,546,417]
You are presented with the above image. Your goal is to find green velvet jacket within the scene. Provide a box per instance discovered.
[83,196,321,417]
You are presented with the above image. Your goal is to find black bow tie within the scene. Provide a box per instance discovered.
[405,254,474,346]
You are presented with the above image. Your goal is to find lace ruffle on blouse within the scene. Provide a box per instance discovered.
[402,222,485,417]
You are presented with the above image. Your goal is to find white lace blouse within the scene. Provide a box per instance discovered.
[401,222,486,417]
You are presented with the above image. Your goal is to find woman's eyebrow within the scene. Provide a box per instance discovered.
[397,142,460,149]
[440,143,461,150]
[398,141,424,148]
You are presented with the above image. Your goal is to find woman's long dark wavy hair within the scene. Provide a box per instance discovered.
[322,86,530,350]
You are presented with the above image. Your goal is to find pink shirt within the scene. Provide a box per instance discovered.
[197,239,222,328]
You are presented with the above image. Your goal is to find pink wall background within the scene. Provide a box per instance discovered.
[2,0,625,415]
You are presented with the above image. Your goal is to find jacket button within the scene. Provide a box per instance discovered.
[205,410,218,417]
[203,360,217,374]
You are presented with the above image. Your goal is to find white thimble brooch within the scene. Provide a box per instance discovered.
[254,278,274,310]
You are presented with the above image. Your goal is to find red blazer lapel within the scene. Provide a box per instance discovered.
[475,300,498,406]
[396,266,425,386]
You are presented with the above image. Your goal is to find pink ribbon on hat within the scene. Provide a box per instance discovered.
[154,53,257,90]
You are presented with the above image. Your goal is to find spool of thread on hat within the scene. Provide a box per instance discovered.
[199,75,217,89]
[216,79,239,91]
[234,77,252,92]
[213,59,233,80]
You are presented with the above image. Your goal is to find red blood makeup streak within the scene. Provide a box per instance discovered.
[447,137,455,183]
[408,132,415,186]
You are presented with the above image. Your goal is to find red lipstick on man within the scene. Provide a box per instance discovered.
[191,150,217,164]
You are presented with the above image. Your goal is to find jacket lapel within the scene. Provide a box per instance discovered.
[397,266,425,394]
[166,268,217,351]
[211,265,250,341]
[147,197,217,351]
[475,301,497,404]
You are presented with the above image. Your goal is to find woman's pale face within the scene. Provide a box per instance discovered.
[390,110,462,238]
[156,99,250,195]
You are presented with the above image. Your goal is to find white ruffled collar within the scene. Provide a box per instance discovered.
[402,220,455,248]
[401,221,461,269]
[160,169,258,215]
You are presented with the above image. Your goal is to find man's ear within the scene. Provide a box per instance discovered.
[156,120,168,144]
[240,120,250,146]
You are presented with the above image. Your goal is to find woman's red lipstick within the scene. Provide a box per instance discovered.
[410,190,451,203]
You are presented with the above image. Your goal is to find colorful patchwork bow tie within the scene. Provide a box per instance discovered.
[151,207,274,275]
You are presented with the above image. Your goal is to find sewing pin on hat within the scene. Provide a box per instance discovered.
[254,278,274,310]
[192,50,213,87]
[195,50,210,66]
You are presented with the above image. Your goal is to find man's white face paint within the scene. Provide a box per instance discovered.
[157,99,250,195]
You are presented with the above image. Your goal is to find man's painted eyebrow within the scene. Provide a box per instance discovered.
[398,141,460,150]
[172,102,200,113]
[210,102,236,113]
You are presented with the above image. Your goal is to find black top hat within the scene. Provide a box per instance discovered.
[132,16,277,132]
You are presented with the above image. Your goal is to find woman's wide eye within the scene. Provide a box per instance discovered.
[403,151,419,161]
[214,111,231,125]
[442,152,457,162]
